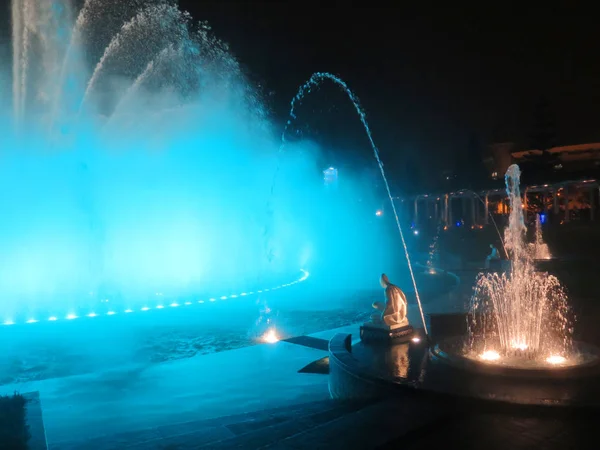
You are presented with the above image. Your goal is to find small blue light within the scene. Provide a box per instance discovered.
[540,213,547,224]
[456,221,461,227]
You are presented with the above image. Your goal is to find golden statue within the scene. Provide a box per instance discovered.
[371,273,409,328]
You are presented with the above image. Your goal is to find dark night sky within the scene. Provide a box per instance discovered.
[182,2,600,171]
[1,2,600,180]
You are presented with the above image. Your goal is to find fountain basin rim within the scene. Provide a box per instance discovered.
[431,336,600,379]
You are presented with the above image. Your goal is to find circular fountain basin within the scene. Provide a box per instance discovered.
[432,336,600,378]
[328,331,600,408]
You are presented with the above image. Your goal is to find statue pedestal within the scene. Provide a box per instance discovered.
[360,322,414,344]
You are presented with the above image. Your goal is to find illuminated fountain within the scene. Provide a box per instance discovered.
[529,213,552,260]
[1,0,339,326]
[434,165,599,373]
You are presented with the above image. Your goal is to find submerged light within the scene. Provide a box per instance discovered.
[546,355,567,365]
[262,328,280,344]
[480,350,501,361]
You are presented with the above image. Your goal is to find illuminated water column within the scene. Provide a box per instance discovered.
[564,185,570,223]
[414,198,419,225]
[443,194,449,226]
[484,193,489,224]
[523,187,529,223]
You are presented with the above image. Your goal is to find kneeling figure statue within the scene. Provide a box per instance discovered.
[371,273,409,327]
[361,273,413,343]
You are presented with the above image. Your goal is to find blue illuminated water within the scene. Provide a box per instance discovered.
[274,72,428,333]
[2,1,398,326]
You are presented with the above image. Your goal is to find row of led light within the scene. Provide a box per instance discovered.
[2,269,310,326]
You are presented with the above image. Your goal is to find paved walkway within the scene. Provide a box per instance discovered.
[0,323,361,449]
[1,274,465,449]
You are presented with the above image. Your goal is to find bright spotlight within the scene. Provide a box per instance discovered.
[546,355,567,365]
[511,342,528,351]
[480,350,500,361]
[261,328,280,344]
[375,210,383,217]
[413,230,419,236]
[411,337,421,343]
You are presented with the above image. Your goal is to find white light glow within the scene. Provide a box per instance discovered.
[125,309,133,313]
[546,355,567,365]
[480,350,501,361]
[26,319,37,324]
[156,305,164,309]
[3,320,14,325]
[86,313,96,318]
[170,303,179,307]
[261,328,279,344]
[184,302,192,305]
[511,342,528,351]
[107,311,116,316]
[411,337,421,343]
[48,316,57,321]
[141,307,149,311]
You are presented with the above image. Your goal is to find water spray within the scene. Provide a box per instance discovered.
[275,72,429,337]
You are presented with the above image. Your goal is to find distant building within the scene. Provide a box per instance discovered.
[513,143,600,172]
[485,142,600,180]
[484,142,517,180]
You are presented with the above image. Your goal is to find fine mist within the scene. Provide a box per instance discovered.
[0,0,407,324]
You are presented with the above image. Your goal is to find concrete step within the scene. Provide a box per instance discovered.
[54,398,370,450]
[197,399,374,449]
[262,397,449,449]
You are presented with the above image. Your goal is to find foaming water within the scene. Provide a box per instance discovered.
[468,165,572,362]
[272,72,428,334]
